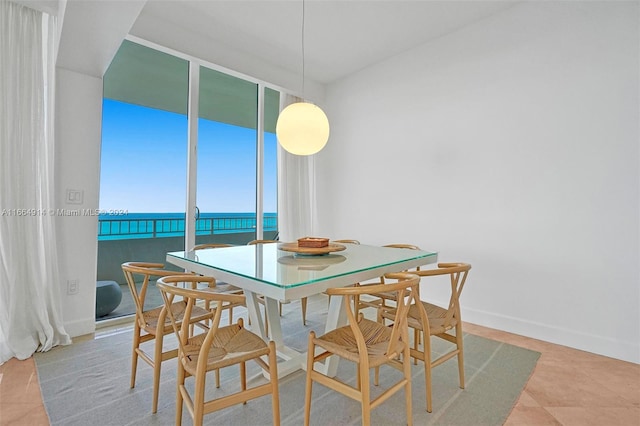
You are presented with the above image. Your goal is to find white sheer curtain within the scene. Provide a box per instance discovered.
[0,1,70,364]
[277,94,317,241]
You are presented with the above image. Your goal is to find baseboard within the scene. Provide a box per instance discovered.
[63,318,95,338]
[462,305,640,364]
[95,314,134,330]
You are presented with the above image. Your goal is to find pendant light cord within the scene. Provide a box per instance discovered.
[301,0,305,99]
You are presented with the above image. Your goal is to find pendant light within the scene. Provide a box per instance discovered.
[276,0,330,156]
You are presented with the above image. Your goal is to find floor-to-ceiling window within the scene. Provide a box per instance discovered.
[97,40,279,321]
[196,67,258,240]
[263,88,280,237]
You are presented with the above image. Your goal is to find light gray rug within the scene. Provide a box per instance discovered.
[35,296,540,425]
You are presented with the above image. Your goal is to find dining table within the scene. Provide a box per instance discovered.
[166,242,438,378]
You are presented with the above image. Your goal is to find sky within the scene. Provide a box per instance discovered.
[99,99,277,213]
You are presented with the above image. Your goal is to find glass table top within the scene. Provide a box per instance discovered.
[167,243,437,289]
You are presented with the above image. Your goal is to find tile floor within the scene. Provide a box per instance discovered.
[463,323,640,426]
[1,321,638,425]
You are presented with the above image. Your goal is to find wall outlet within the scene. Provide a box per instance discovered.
[67,279,79,295]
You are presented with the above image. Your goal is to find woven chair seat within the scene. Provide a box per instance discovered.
[198,286,245,307]
[382,302,457,336]
[142,301,211,335]
[367,290,397,301]
[313,318,404,368]
[406,302,457,335]
[181,324,271,374]
[215,283,243,294]
[200,282,243,295]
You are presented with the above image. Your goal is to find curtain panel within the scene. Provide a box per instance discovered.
[0,1,70,364]
[276,94,317,242]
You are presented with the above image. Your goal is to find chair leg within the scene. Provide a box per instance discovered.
[152,333,164,413]
[456,322,465,389]
[175,365,186,426]
[268,341,281,425]
[359,361,371,426]
[414,328,419,365]
[215,368,221,388]
[130,324,141,388]
[241,361,247,404]
[193,364,206,426]
[403,334,413,426]
[228,306,234,325]
[301,297,308,326]
[304,332,316,426]
[423,330,433,413]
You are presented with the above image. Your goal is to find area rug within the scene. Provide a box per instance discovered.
[35,297,540,425]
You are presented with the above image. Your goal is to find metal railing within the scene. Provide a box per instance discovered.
[98,215,277,240]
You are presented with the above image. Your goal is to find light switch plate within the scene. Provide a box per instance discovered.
[66,189,83,204]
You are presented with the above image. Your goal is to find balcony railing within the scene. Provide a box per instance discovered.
[98,215,277,240]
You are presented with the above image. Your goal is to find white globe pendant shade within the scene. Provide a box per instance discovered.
[276,102,330,156]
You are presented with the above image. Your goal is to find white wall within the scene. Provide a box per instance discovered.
[52,1,143,338]
[55,68,103,337]
[317,2,639,363]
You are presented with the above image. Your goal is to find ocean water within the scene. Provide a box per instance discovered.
[98,212,277,240]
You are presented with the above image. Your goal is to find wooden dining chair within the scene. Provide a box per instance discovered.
[332,239,361,245]
[121,262,214,413]
[193,243,233,250]
[304,273,420,426]
[157,275,280,426]
[380,262,471,413]
[325,239,361,308]
[247,239,309,330]
[193,243,246,325]
[358,244,422,322]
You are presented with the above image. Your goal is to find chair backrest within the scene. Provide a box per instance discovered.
[193,243,233,250]
[332,239,360,244]
[415,263,471,330]
[121,262,191,327]
[379,244,422,282]
[156,275,247,362]
[325,273,420,360]
[247,239,278,245]
[383,244,420,250]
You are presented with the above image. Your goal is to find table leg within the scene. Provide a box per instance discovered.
[264,297,282,344]
[247,293,346,379]
[241,295,304,380]
[316,293,347,377]
[244,290,265,337]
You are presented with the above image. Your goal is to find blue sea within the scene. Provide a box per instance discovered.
[98,212,277,240]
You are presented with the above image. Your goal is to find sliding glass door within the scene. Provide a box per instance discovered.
[195,67,258,244]
[97,40,279,320]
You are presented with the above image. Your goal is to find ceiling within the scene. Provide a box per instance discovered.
[136,0,518,85]
[14,0,518,89]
